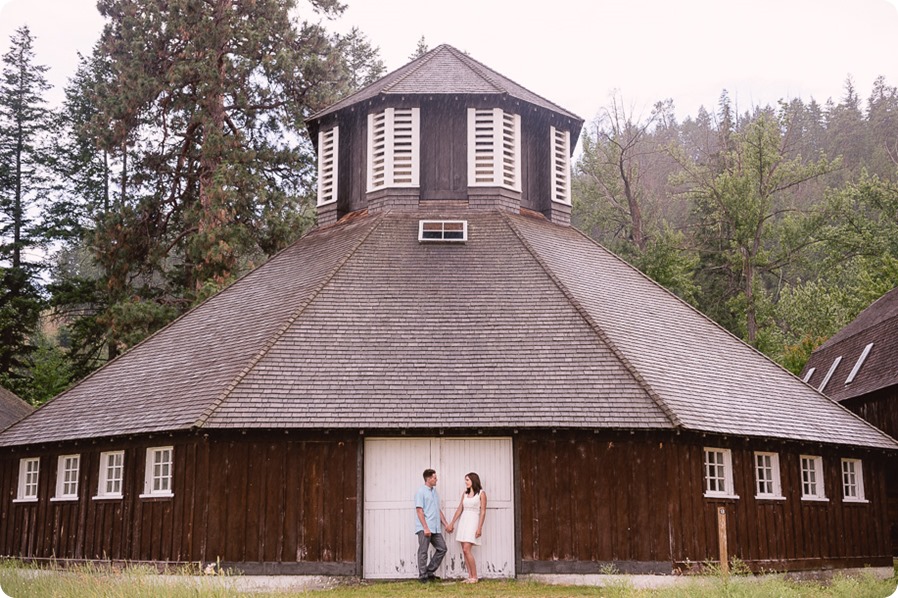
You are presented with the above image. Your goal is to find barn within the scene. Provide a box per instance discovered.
[0,45,895,579]
[801,286,898,555]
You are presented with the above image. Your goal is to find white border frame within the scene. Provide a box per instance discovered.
[140,446,174,499]
[95,450,125,500]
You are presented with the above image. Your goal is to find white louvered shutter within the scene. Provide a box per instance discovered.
[367,108,420,191]
[468,108,520,191]
[317,126,338,206]
[550,126,571,205]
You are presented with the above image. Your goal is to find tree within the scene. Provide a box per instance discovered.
[675,111,837,345]
[410,36,429,60]
[46,1,382,371]
[0,26,52,376]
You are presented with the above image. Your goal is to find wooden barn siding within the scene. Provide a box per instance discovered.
[516,431,892,572]
[0,432,358,569]
[841,387,898,555]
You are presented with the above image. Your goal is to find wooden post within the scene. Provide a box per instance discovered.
[717,507,729,574]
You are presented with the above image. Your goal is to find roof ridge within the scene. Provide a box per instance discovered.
[443,46,506,94]
[499,211,682,429]
[449,46,579,120]
[192,213,385,429]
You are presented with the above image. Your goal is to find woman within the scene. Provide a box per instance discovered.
[449,472,487,583]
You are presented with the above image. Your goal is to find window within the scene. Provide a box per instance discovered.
[845,343,873,385]
[550,126,571,205]
[841,458,866,502]
[141,446,173,498]
[53,454,80,501]
[800,455,827,500]
[467,108,520,191]
[96,451,124,499]
[418,220,467,242]
[367,107,420,191]
[818,356,842,392]
[317,126,339,206]
[753,452,783,499]
[15,457,39,502]
[703,447,737,498]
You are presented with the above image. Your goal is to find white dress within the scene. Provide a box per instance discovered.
[455,492,482,545]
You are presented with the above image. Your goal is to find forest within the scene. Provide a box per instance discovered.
[0,1,896,405]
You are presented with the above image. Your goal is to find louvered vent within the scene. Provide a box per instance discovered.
[468,108,520,191]
[367,108,420,192]
[550,126,571,205]
[317,126,338,206]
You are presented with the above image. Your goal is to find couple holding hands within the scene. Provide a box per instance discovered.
[414,469,487,584]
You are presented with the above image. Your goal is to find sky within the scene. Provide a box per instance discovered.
[1,0,898,129]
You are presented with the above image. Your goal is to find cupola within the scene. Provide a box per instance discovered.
[306,45,584,226]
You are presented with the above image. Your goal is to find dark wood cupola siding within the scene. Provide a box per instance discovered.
[316,95,573,222]
[0,430,890,574]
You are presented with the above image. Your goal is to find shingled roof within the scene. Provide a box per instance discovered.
[2,210,894,450]
[802,286,898,402]
[308,44,582,131]
[0,385,32,431]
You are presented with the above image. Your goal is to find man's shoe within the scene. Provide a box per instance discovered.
[428,574,441,582]
[418,577,428,584]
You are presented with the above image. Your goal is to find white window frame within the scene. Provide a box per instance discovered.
[753,452,784,500]
[14,457,40,503]
[95,450,125,500]
[800,455,828,501]
[317,126,339,206]
[550,126,572,205]
[703,447,738,499]
[418,220,468,242]
[140,446,174,498]
[52,454,80,501]
[467,107,521,191]
[841,458,867,503]
[801,367,815,383]
[367,107,420,191]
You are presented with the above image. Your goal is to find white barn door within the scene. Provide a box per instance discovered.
[363,437,515,579]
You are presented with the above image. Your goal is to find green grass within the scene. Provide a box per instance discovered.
[0,560,895,598]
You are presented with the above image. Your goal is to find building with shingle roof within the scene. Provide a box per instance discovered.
[802,286,898,555]
[0,45,895,579]
[0,386,32,432]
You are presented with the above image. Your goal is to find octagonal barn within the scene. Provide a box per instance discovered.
[0,45,895,578]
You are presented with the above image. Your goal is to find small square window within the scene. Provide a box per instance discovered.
[418,220,468,242]
[754,452,783,499]
[841,458,866,502]
[703,447,738,498]
[53,454,80,501]
[141,447,173,498]
[15,457,40,502]
[96,451,124,499]
[800,455,827,501]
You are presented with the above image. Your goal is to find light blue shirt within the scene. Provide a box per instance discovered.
[414,484,441,533]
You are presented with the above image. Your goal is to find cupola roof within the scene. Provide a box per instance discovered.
[308,44,583,140]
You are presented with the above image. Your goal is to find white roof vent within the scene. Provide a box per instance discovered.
[418,220,467,243]
[845,343,873,384]
[818,356,842,393]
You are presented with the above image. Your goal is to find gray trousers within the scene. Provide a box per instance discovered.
[416,531,447,579]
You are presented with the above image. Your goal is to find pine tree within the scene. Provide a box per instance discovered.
[0,26,52,378]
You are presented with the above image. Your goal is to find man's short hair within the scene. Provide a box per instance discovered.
[423,468,436,480]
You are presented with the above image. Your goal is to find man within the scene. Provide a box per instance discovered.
[415,468,452,582]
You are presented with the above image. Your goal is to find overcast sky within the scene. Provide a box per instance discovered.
[2,0,898,127]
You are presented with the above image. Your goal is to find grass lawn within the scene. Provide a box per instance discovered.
[0,561,895,597]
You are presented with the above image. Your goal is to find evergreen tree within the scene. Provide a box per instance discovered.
[0,26,52,376]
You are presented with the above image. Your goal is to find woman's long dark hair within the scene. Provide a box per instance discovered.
[466,472,483,496]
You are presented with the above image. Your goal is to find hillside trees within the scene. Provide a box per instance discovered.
[675,110,836,347]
